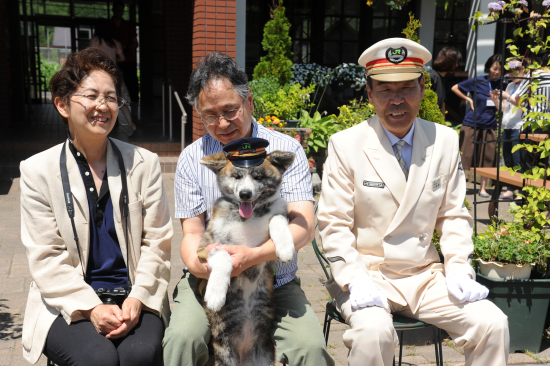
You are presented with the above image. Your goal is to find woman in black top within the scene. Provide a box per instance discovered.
[429,47,462,115]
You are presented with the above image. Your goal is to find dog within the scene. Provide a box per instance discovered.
[198,149,296,366]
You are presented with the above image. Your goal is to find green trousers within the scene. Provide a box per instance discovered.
[163,274,334,366]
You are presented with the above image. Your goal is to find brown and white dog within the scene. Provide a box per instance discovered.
[198,150,296,366]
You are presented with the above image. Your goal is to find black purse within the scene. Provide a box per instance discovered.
[60,137,132,305]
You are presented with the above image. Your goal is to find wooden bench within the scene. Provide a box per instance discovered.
[519,133,548,142]
[469,167,550,217]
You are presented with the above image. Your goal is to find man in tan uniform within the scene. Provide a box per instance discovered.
[318,38,509,366]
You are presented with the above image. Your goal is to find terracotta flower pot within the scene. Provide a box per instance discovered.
[476,258,532,280]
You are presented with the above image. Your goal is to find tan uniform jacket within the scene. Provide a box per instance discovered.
[318,116,475,319]
[20,139,173,364]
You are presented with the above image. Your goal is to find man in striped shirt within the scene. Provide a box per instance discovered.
[163,53,333,366]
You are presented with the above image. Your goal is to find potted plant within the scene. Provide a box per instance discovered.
[473,203,550,352]
[257,115,312,150]
[472,225,544,280]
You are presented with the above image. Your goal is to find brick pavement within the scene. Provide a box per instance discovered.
[0,174,549,365]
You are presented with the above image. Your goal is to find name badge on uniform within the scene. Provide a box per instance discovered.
[432,177,441,191]
[363,181,385,188]
[486,98,495,107]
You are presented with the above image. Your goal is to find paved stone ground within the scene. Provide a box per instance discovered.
[0,174,549,365]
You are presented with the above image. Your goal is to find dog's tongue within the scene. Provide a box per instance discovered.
[239,202,253,218]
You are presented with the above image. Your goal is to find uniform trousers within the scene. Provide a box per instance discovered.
[339,272,509,366]
[162,274,334,366]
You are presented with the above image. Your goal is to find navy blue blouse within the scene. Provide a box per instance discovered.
[68,142,128,290]
[457,75,501,130]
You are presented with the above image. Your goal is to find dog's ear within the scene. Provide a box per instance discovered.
[200,152,228,172]
[267,151,295,173]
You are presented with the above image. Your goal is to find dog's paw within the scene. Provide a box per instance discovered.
[204,249,233,311]
[269,215,295,262]
[204,287,227,311]
[276,242,295,262]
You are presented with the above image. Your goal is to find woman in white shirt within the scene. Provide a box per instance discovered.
[490,60,526,200]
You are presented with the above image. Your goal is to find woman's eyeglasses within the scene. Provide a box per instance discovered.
[72,94,126,109]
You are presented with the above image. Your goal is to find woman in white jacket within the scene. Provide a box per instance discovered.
[20,48,172,365]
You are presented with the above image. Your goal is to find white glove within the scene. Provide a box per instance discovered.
[446,272,489,303]
[348,273,390,310]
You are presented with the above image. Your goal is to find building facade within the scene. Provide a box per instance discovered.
[0,0,498,144]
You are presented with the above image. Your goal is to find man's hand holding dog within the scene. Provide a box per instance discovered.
[204,242,276,277]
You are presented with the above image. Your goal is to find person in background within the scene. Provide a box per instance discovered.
[110,0,139,128]
[452,54,503,197]
[489,59,526,200]
[430,47,462,115]
[91,26,137,136]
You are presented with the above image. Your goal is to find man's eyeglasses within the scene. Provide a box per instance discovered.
[72,94,126,109]
[197,100,245,126]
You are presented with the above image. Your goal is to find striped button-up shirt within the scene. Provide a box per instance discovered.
[175,119,314,288]
[517,71,550,117]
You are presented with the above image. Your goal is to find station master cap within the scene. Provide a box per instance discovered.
[223,137,269,168]
[358,38,432,82]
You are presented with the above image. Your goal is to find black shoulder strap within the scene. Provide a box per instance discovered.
[108,138,132,289]
[59,141,88,282]
[109,138,129,218]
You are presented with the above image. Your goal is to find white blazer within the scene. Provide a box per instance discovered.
[20,139,173,364]
[318,116,475,320]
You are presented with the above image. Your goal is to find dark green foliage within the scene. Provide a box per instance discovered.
[419,88,446,125]
[250,77,315,120]
[401,13,421,44]
[253,2,293,85]
[473,234,550,266]
[40,59,61,91]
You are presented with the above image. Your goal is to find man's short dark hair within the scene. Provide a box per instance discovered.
[484,54,503,74]
[113,1,125,9]
[527,50,550,68]
[366,74,423,90]
[186,52,250,108]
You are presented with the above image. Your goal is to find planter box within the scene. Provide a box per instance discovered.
[476,268,550,353]
[280,127,311,149]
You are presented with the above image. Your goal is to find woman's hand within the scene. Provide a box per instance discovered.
[106,297,143,339]
[490,89,510,101]
[81,304,124,335]
[467,97,475,111]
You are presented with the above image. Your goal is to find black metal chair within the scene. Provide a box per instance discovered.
[312,209,444,366]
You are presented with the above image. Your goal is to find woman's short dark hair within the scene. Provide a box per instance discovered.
[432,47,462,73]
[484,54,503,74]
[93,25,116,49]
[186,52,249,108]
[50,47,122,128]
